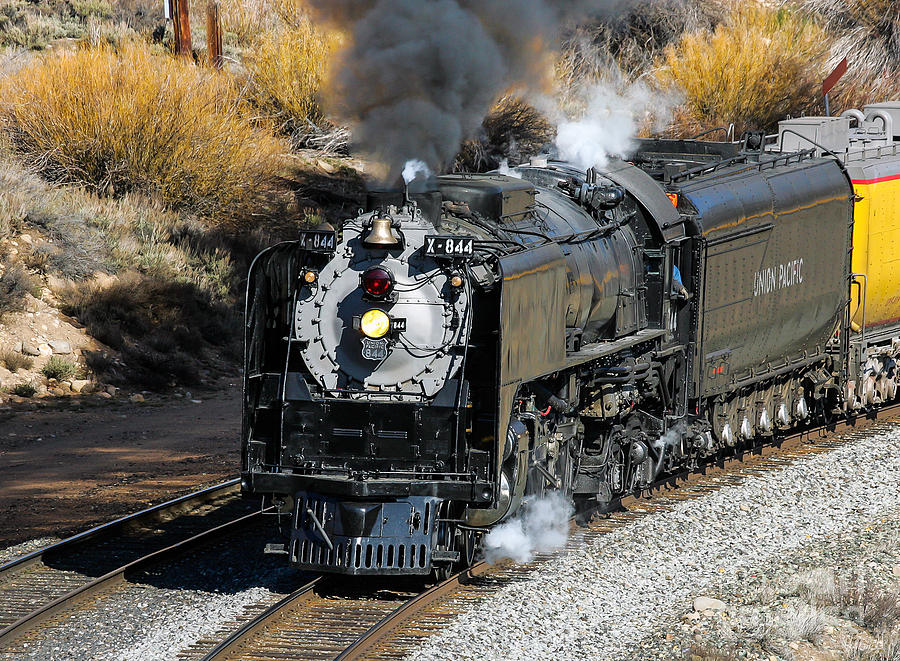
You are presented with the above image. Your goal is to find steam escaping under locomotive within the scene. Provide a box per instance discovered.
[242,102,900,577]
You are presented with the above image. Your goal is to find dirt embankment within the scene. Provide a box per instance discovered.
[0,384,241,548]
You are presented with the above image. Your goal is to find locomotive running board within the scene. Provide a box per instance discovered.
[565,328,667,369]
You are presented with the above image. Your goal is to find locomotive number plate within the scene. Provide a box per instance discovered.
[425,235,475,259]
[299,229,337,252]
[361,337,389,361]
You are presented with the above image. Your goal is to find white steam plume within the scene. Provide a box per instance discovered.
[483,491,574,565]
[497,158,522,178]
[402,159,431,184]
[552,79,678,170]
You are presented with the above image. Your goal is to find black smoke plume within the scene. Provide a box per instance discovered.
[305,0,621,181]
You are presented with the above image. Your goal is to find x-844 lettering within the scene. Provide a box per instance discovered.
[425,235,474,258]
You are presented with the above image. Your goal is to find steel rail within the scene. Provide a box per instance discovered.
[0,477,240,581]
[335,563,491,661]
[200,577,323,661]
[0,499,259,651]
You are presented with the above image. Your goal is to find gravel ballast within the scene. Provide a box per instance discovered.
[411,422,900,661]
[0,537,59,566]
[0,531,305,661]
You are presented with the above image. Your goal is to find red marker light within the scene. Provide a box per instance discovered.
[362,267,393,298]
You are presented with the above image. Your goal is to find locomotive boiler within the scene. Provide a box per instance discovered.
[242,103,900,578]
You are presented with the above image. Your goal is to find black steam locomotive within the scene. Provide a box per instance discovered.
[241,135,858,577]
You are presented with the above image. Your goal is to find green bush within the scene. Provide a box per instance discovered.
[71,0,113,20]
[42,356,78,381]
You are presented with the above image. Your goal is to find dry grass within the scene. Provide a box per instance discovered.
[0,156,262,299]
[787,0,900,109]
[454,96,553,172]
[842,632,900,661]
[0,0,164,50]
[795,568,841,605]
[0,348,32,372]
[558,0,726,88]
[848,584,900,633]
[0,157,261,387]
[59,271,237,388]
[220,0,311,45]
[244,18,341,147]
[0,158,245,288]
[220,0,281,45]
[0,263,36,317]
[775,604,828,642]
[795,569,900,634]
[217,0,345,149]
[655,3,831,136]
[0,41,285,220]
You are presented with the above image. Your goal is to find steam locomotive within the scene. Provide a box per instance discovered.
[241,102,900,577]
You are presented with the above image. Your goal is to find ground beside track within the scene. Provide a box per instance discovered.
[642,510,900,660]
[410,422,900,661]
[0,382,240,549]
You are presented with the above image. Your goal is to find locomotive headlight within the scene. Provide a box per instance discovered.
[360,309,391,339]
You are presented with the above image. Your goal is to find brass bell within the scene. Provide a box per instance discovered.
[364,216,399,246]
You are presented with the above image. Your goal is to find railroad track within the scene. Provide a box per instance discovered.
[177,405,900,661]
[0,478,257,653]
[181,577,422,661]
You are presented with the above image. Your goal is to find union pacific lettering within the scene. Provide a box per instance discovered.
[753,258,804,297]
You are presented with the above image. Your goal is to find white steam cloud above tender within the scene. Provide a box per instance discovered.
[482,491,574,564]
[551,80,677,171]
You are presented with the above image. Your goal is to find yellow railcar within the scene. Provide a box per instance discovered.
[847,152,900,330]
[779,103,900,409]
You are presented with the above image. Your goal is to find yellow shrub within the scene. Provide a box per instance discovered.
[655,4,831,136]
[220,0,309,45]
[244,19,340,139]
[219,0,281,44]
[0,42,285,219]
